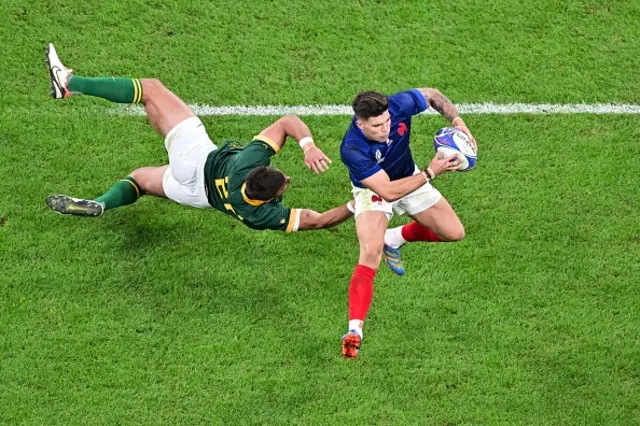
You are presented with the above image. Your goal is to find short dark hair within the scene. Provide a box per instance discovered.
[245,166,286,201]
[352,91,388,119]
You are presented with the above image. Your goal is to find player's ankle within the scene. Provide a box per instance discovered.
[384,226,406,249]
[348,320,363,339]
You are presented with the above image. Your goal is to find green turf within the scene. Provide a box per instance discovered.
[2,0,640,425]
[2,0,640,108]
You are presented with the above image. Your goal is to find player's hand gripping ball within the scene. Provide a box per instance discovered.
[433,127,477,171]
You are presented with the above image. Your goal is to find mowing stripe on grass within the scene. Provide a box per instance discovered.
[114,103,640,116]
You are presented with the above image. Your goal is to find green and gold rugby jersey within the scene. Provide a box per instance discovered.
[203,135,300,232]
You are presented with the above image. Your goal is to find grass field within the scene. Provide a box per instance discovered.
[2,1,640,425]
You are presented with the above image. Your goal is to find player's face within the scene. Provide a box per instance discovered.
[357,110,391,142]
[276,174,291,197]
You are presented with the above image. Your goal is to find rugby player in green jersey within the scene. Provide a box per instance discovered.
[44,44,354,232]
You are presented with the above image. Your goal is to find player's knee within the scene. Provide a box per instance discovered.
[360,242,384,265]
[279,115,302,129]
[443,225,465,242]
[129,168,150,190]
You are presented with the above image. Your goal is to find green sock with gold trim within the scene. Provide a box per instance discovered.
[67,76,143,103]
[95,177,142,210]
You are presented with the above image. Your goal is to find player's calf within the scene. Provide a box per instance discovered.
[46,176,145,218]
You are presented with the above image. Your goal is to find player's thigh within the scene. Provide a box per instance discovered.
[141,78,196,137]
[352,185,394,219]
[409,197,465,242]
[130,165,169,198]
[355,211,389,269]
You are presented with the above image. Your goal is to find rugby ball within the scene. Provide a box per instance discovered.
[433,127,477,171]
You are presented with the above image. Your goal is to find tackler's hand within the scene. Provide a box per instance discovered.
[304,146,333,174]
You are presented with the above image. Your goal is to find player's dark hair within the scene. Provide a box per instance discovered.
[245,166,286,201]
[352,91,388,119]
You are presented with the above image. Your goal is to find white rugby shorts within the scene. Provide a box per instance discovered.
[162,117,217,208]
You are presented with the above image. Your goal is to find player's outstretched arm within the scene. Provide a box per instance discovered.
[361,156,461,202]
[419,88,477,149]
[296,201,355,231]
[258,115,332,173]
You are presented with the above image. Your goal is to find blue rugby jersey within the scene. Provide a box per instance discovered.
[340,89,428,188]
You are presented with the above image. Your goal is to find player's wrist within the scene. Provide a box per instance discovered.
[424,167,435,180]
[299,136,314,152]
[452,116,464,127]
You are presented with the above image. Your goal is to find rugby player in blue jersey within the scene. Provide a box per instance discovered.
[339,88,477,359]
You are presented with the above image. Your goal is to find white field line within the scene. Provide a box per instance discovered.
[114,103,640,116]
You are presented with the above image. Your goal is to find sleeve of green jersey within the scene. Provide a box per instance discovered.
[232,134,281,174]
[251,203,301,232]
[252,134,281,155]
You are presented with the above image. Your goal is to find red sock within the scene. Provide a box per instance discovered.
[401,221,442,242]
[348,264,377,321]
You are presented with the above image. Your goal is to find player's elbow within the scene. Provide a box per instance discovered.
[280,114,302,128]
[277,115,304,137]
[421,87,442,100]
[378,188,401,202]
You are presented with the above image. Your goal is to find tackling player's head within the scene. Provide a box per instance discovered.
[245,166,291,201]
[352,91,391,143]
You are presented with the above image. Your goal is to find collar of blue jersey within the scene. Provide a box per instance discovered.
[241,183,268,207]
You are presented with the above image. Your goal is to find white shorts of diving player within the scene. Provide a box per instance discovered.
[351,167,442,220]
[162,117,217,208]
